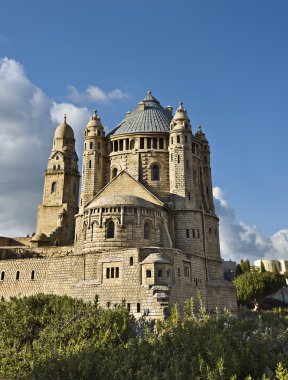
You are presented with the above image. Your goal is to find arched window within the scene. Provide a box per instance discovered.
[107,220,115,239]
[16,271,20,280]
[130,139,135,149]
[31,270,35,280]
[151,164,160,181]
[144,222,150,240]
[56,156,59,160]
[53,165,56,170]
[112,168,118,178]
[57,164,61,170]
[51,182,57,193]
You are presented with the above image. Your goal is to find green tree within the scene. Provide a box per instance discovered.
[236,264,243,277]
[233,272,286,311]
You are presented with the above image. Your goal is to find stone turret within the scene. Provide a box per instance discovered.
[80,110,106,212]
[169,102,193,209]
[34,115,80,246]
[195,126,215,214]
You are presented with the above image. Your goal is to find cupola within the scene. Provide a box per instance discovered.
[54,114,75,140]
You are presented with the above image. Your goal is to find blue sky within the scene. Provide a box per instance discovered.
[0,0,287,262]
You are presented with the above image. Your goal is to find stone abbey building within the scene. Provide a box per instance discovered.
[0,91,236,317]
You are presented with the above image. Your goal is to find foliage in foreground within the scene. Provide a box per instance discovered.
[0,294,288,379]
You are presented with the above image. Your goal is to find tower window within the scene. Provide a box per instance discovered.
[31,270,35,280]
[130,139,135,149]
[177,135,180,143]
[178,155,180,163]
[192,143,196,154]
[89,160,92,168]
[111,267,115,278]
[186,160,189,169]
[144,222,151,240]
[98,142,101,149]
[188,192,191,201]
[51,182,57,193]
[137,303,141,313]
[185,135,188,143]
[171,137,173,144]
[204,156,207,164]
[119,140,123,150]
[114,141,118,151]
[0,271,4,281]
[209,227,212,236]
[90,142,93,149]
[53,165,56,170]
[157,269,163,278]
[159,138,164,149]
[107,220,115,239]
[171,154,173,161]
[106,268,110,279]
[16,271,20,280]
[56,156,59,160]
[127,303,130,311]
[140,138,144,149]
[116,267,119,278]
[151,164,160,181]
[146,270,151,278]
[129,257,134,266]
[186,229,190,238]
[178,268,181,277]
[57,164,60,170]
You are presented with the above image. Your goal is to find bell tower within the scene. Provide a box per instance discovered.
[34,115,80,246]
[80,110,105,212]
[169,102,193,209]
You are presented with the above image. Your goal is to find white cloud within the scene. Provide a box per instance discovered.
[0,57,89,237]
[213,187,288,263]
[66,84,129,104]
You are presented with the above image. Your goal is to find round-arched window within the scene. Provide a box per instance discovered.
[51,182,57,193]
[144,222,151,240]
[151,164,160,181]
[130,139,135,149]
[112,168,118,178]
[107,220,115,239]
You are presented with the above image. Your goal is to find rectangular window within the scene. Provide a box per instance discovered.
[184,266,190,277]
[90,142,93,149]
[146,270,152,278]
[116,267,119,278]
[111,267,115,278]
[159,138,164,149]
[106,268,110,279]
[157,269,163,278]
[153,138,157,149]
[0,271,4,281]
[188,192,191,201]
[127,303,130,311]
[177,135,180,143]
[192,229,196,238]
[137,303,141,313]
[192,143,196,154]
[186,160,189,169]
[140,137,144,149]
[147,138,151,149]
[119,140,123,151]
[178,155,180,163]
[186,229,190,238]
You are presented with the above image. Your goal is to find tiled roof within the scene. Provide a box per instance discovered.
[108,91,172,136]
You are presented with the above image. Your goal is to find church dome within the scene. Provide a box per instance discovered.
[87,195,158,209]
[86,110,103,129]
[108,91,173,136]
[54,115,75,139]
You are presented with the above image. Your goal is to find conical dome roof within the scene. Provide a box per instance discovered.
[86,110,103,128]
[108,91,173,136]
[54,115,74,139]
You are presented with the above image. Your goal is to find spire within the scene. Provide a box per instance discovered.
[195,125,208,141]
[142,90,160,104]
[64,113,67,124]
[173,101,189,122]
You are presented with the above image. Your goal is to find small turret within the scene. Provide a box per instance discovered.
[80,110,106,212]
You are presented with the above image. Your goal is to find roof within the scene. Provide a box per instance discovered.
[141,253,172,265]
[87,195,158,209]
[108,91,173,136]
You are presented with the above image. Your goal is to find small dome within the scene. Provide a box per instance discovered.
[86,110,103,129]
[195,126,208,142]
[54,115,74,140]
[172,102,190,123]
[30,233,49,242]
[141,253,172,265]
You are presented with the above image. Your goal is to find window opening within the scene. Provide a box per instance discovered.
[144,222,150,240]
[90,142,93,149]
[186,229,190,238]
[116,267,119,278]
[177,135,180,143]
[137,303,141,313]
[51,182,57,193]
[16,271,20,280]
[89,160,92,168]
[111,267,115,278]
[157,269,163,278]
[140,138,144,149]
[106,268,110,279]
[153,138,157,149]
[31,270,35,280]
[112,168,118,178]
[159,138,164,149]
[147,138,151,149]
[129,257,134,266]
[107,220,115,239]
[146,270,151,278]
[0,271,4,281]
[151,164,160,181]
